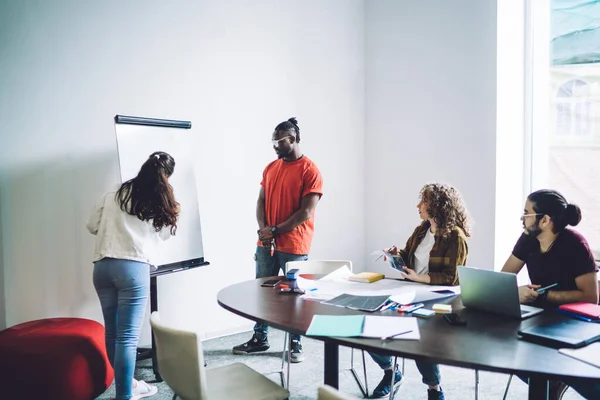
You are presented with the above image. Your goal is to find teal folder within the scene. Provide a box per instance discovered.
[306,315,365,337]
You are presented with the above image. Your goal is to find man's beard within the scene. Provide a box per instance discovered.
[525,221,542,237]
[276,149,290,159]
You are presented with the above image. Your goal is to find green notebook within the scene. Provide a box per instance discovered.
[305,315,365,337]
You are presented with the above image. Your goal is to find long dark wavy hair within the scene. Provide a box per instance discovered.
[116,151,180,234]
[420,183,472,237]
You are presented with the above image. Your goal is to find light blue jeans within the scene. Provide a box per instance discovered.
[369,352,441,386]
[93,258,150,400]
[253,245,308,342]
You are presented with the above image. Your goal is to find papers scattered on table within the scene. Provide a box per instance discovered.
[323,293,390,312]
[389,288,459,306]
[559,342,600,369]
[297,274,459,304]
[318,265,353,282]
[361,316,420,340]
[306,315,420,340]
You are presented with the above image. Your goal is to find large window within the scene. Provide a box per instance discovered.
[529,0,600,256]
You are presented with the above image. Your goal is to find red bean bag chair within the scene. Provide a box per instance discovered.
[0,317,114,400]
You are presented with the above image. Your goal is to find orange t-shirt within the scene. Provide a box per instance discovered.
[258,156,323,255]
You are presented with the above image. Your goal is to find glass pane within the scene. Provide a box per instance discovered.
[532,0,600,254]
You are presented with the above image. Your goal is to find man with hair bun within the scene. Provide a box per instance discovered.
[232,117,323,364]
[502,189,599,400]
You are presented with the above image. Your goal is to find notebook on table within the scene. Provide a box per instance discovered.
[518,319,600,348]
[348,272,385,283]
[322,293,390,312]
[559,303,600,320]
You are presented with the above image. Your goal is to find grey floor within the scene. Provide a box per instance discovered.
[96,329,584,399]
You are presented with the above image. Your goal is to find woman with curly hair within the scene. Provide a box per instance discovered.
[368,182,471,400]
[87,151,179,400]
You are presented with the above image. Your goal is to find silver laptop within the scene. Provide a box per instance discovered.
[457,266,543,319]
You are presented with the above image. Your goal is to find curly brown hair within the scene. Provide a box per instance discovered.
[419,183,472,237]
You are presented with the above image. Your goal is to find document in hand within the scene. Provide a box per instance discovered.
[559,342,600,368]
[306,314,420,340]
[323,293,390,312]
[380,251,407,272]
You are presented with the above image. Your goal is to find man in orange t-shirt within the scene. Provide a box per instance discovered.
[232,117,323,363]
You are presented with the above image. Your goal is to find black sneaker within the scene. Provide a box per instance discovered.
[427,388,445,400]
[290,338,304,363]
[371,367,404,398]
[232,334,270,354]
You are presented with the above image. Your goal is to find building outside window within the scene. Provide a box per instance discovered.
[529,0,600,257]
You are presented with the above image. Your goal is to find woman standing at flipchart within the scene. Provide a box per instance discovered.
[87,151,179,400]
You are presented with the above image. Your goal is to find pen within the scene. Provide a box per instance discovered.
[557,309,592,322]
[403,303,425,313]
[381,329,413,340]
[380,301,397,312]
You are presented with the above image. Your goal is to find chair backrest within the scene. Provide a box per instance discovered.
[285,260,353,274]
[318,385,360,400]
[150,312,208,400]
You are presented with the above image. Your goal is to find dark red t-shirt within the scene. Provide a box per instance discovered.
[512,228,597,291]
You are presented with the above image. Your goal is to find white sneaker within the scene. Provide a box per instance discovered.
[130,380,158,400]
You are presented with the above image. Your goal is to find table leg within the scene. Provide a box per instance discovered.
[324,342,339,389]
[528,376,548,400]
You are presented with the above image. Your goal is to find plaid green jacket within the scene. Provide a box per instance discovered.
[399,221,468,286]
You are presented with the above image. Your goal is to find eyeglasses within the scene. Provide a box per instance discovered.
[271,136,292,146]
[521,213,542,219]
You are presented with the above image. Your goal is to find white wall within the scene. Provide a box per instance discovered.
[0,0,518,339]
[0,0,365,340]
[495,0,528,279]
[364,0,498,275]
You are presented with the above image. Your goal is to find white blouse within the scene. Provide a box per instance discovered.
[86,187,171,266]
[413,228,435,275]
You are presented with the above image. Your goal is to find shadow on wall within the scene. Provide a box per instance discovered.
[0,151,120,328]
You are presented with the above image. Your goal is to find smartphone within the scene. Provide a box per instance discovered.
[444,313,467,326]
[261,279,281,287]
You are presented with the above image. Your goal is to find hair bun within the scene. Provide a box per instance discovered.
[565,203,582,227]
[287,117,298,126]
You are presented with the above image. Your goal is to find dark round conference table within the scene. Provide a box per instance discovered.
[217,276,600,400]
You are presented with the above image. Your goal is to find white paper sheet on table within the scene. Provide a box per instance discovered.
[361,316,420,340]
[318,265,353,282]
[298,276,459,302]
